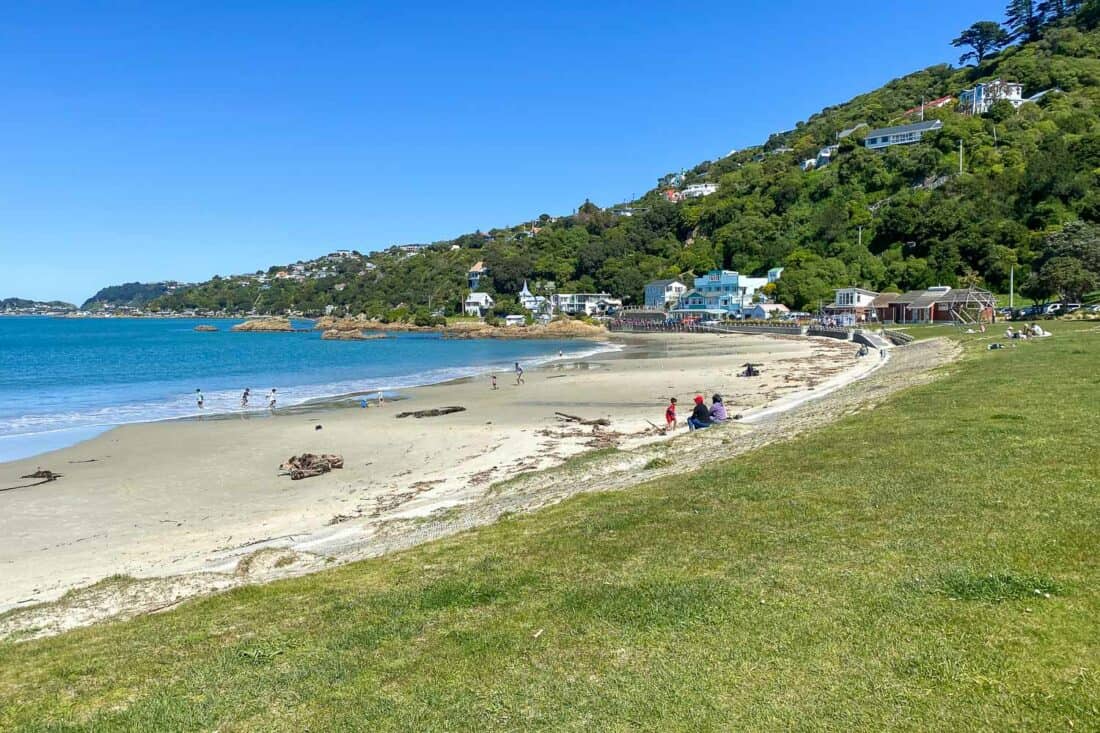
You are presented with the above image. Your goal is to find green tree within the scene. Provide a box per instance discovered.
[1005,0,1045,42]
[953,21,1010,64]
[1038,256,1097,301]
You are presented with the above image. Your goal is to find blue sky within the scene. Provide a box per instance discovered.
[1,0,998,304]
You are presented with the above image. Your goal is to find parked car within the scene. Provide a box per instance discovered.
[1088,304,1100,313]
[1063,303,1081,313]
[1042,303,1063,316]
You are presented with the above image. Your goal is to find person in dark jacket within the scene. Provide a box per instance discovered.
[687,395,712,431]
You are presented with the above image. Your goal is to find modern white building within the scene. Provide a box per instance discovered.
[864,120,943,150]
[959,80,1024,115]
[464,291,495,318]
[824,287,880,324]
[503,315,526,327]
[553,293,622,316]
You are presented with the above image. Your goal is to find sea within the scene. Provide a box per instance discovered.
[0,317,614,462]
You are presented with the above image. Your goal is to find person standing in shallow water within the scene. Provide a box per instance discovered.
[241,388,250,408]
[195,389,204,409]
[268,388,277,412]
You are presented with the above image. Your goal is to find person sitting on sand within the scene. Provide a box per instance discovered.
[665,397,677,429]
[687,395,712,431]
[709,394,728,423]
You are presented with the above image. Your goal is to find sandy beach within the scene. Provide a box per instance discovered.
[0,332,881,635]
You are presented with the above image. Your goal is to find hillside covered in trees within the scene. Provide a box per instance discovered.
[150,3,1100,318]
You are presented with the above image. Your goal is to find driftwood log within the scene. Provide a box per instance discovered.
[279,454,344,480]
[395,406,466,419]
[1,469,64,493]
[554,412,611,427]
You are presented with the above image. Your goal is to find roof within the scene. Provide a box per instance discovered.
[836,287,879,296]
[904,96,954,115]
[892,287,994,309]
[468,261,487,273]
[867,120,943,138]
[646,279,682,288]
[754,303,789,312]
[871,293,900,307]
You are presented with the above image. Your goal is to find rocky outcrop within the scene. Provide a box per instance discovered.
[442,319,608,340]
[231,318,294,332]
[320,329,386,341]
[193,325,219,332]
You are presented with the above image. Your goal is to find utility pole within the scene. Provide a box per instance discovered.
[1010,266,1015,309]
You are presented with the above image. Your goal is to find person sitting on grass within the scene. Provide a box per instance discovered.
[709,394,728,423]
[687,395,712,431]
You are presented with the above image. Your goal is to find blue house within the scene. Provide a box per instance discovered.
[672,270,774,318]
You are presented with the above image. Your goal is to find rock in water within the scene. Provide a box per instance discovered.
[231,318,294,332]
[194,325,219,332]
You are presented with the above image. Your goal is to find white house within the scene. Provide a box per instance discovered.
[681,183,719,199]
[504,315,526,327]
[464,292,494,318]
[864,120,943,150]
[748,303,790,320]
[553,293,622,316]
[824,287,880,324]
[959,80,1024,115]
[467,261,489,290]
[644,279,688,309]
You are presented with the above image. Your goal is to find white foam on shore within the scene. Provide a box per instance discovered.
[0,340,622,463]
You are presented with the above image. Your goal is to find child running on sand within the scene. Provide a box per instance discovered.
[665,397,677,429]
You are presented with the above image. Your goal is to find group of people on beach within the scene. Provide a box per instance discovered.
[665,394,728,431]
[194,388,277,412]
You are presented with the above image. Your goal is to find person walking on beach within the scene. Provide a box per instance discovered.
[268,388,277,412]
[665,397,678,429]
[491,374,498,390]
[514,362,525,385]
[195,389,204,409]
[377,390,385,407]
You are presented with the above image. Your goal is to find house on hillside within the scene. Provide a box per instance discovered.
[903,96,955,117]
[959,80,1024,115]
[768,267,784,283]
[468,262,489,290]
[644,279,687,309]
[864,120,943,150]
[878,286,995,324]
[748,303,790,320]
[681,183,718,199]
[825,287,880,324]
[464,292,494,318]
[504,315,526,327]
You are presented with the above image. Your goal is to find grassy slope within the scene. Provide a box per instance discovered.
[1,327,1099,731]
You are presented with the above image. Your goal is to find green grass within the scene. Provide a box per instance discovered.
[2,325,1099,730]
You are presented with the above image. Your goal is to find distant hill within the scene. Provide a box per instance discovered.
[1,297,77,313]
[81,282,187,311]
[151,6,1100,316]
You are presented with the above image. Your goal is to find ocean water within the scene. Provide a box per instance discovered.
[0,317,613,462]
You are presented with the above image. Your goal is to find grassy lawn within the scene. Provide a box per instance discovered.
[2,325,1098,731]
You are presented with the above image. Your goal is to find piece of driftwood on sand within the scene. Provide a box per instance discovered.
[554,412,611,427]
[279,454,344,481]
[395,406,466,419]
[1,469,64,493]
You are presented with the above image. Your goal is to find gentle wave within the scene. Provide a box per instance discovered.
[0,340,621,442]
